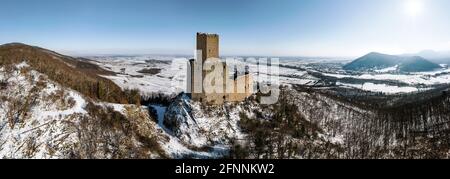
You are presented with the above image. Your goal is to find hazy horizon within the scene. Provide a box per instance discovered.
[1,0,450,57]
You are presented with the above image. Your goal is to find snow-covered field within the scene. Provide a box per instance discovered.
[324,67,450,86]
[89,55,450,95]
[90,56,188,95]
[90,56,321,96]
[375,65,398,73]
[2,56,448,158]
[337,82,421,94]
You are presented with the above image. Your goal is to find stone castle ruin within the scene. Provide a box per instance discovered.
[188,33,253,104]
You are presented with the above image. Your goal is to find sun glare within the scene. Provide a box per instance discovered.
[405,0,424,17]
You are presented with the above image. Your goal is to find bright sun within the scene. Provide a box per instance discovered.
[405,0,424,17]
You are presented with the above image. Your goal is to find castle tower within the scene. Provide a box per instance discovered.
[188,33,253,105]
[189,33,220,103]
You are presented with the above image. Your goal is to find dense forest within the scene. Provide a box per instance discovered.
[228,86,449,159]
[229,92,343,159]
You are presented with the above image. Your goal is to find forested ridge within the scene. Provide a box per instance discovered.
[0,43,140,104]
[229,86,449,159]
[294,86,450,158]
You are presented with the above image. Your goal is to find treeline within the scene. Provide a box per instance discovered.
[307,83,450,110]
[0,43,140,104]
[335,93,450,159]
[141,92,176,106]
[228,86,450,159]
[372,93,450,158]
[291,85,450,159]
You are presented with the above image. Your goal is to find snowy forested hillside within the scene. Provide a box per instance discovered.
[0,43,449,159]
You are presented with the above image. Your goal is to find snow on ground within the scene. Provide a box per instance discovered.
[160,94,247,158]
[324,67,450,86]
[90,55,450,96]
[15,61,30,68]
[0,62,86,158]
[0,59,246,158]
[151,102,228,159]
[322,73,354,79]
[411,67,450,75]
[150,105,167,130]
[91,56,188,95]
[337,82,420,94]
[357,73,450,85]
[319,133,344,145]
[158,132,227,159]
[91,56,317,95]
[375,65,398,73]
[91,55,450,96]
[0,62,157,159]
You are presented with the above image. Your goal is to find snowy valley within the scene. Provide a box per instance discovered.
[0,44,449,159]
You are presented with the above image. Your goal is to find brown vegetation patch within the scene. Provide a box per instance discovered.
[137,68,161,75]
[0,80,7,90]
[69,102,166,158]
[71,57,116,76]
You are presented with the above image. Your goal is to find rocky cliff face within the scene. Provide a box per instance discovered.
[163,94,243,156]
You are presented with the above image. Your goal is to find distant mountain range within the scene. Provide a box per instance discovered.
[406,50,450,60]
[405,50,450,64]
[344,52,442,72]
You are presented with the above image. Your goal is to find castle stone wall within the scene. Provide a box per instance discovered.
[190,33,253,105]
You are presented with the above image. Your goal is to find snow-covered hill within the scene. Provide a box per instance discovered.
[344,52,441,72]
[0,62,176,158]
[0,46,448,159]
[0,44,175,158]
[0,61,246,159]
[164,94,244,149]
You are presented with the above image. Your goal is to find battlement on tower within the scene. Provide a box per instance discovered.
[196,32,219,37]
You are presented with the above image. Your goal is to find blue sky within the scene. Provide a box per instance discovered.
[1,0,450,57]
